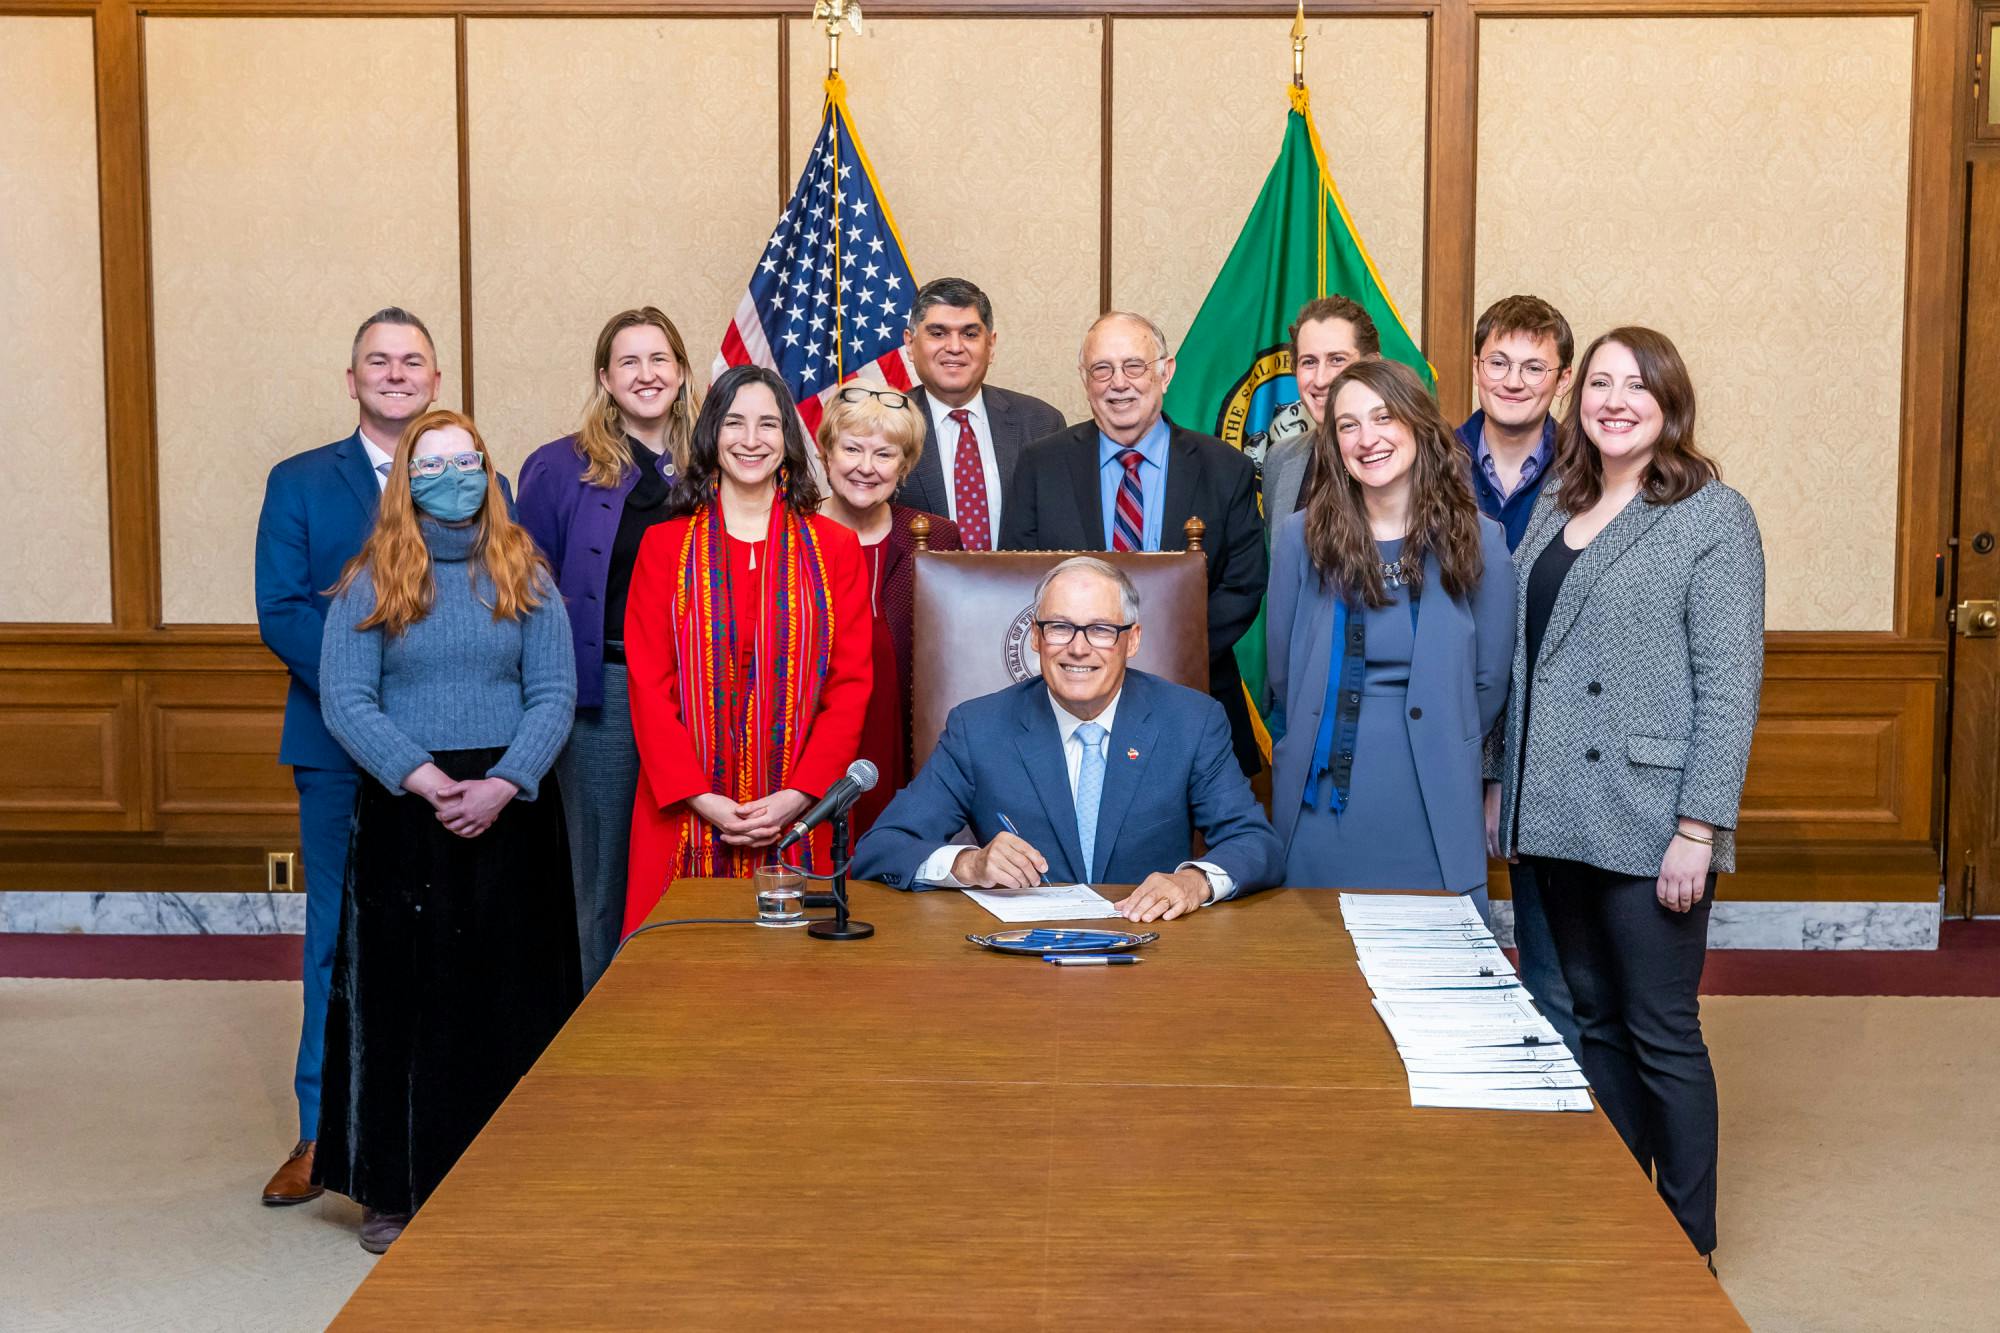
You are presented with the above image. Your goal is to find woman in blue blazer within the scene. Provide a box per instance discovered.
[1267,359,1515,919]
[516,306,699,988]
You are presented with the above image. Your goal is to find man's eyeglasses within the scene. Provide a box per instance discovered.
[1476,354,1557,387]
[1035,620,1135,649]
[408,451,485,479]
[835,385,911,410]
[1084,357,1167,386]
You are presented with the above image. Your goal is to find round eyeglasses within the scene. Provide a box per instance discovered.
[1476,354,1557,387]
[1085,357,1167,386]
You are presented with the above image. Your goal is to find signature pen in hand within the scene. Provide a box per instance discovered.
[994,812,1052,887]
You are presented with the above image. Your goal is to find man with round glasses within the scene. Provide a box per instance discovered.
[1000,311,1268,777]
[1457,294,1574,551]
[852,557,1281,921]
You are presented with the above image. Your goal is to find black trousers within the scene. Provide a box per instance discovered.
[1529,857,1718,1254]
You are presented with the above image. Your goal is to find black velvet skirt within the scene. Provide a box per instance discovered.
[313,747,581,1215]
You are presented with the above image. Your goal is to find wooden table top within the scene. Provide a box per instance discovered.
[333,880,1744,1330]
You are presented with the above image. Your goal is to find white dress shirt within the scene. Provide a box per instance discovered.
[925,389,1002,535]
[358,429,395,491]
[913,688,1234,901]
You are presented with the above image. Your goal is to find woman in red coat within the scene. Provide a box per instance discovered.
[622,366,871,932]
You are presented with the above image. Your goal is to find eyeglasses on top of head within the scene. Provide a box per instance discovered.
[834,385,911,410]
[1035,620,1135,648]
[408,451,485,479]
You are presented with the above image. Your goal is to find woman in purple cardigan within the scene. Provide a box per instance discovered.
[517,306,698,987]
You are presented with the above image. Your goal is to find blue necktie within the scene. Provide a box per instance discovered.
[376,460,392,484]
[1073,721,1107,881]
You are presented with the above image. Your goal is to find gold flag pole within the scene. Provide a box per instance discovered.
[1291,0,1308,87]
[813,0,864,76]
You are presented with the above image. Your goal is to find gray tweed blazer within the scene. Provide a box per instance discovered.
[1496,477,1765,876]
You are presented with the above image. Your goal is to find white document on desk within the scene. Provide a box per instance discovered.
[962,883,1121,922]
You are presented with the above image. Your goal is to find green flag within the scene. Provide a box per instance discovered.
[1164,83,1431,759]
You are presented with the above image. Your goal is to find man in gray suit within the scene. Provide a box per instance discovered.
[1256,295,1380,521]
[894,276,1066,549]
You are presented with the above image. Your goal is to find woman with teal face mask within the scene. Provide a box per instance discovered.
[314,408,580,1255]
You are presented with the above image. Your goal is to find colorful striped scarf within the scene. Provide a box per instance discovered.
[670,498,836,877]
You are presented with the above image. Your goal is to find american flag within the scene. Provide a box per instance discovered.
[717,76,917,434]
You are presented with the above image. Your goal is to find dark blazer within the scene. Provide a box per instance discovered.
[891,383,1067,524]
[851,670,1283,894]
[1497,479,1765,876]
[998,419,1269,772]
[1266,511,1516,893]
[516,434,636,709]
[254,432,383,772]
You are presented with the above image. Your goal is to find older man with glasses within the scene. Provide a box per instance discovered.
[852,557,1282,921]
[999,312,1269,776]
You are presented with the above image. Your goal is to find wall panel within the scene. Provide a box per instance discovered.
[466,18,776,475]
[1476,16,1913,632]
[0,17,111,624]
[787,17,1103,423]
[1113,18,1429,378]
[146,17,463,625]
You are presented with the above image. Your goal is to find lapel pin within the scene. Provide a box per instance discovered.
[1127,747,1140,760]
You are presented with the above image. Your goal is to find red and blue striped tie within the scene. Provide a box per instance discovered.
[1112,449,1145,552]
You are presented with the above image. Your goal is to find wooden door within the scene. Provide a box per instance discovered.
[1947,160,2000,917]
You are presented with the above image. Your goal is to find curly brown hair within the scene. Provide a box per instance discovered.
[1552,327,1717,511]
[1302,360,1485,609]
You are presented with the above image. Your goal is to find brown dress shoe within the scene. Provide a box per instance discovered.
[359,1208,410,1254]
[261,1139,323,1206]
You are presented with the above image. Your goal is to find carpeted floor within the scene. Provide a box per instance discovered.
[3,978,1994,1330]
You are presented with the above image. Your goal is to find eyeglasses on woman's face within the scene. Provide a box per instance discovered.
[408,451,485,479]
[834,385,911,410]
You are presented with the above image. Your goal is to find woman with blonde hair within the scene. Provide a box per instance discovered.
[316,408,578,1254]
[518,306,698,986]
[814,385,964,833]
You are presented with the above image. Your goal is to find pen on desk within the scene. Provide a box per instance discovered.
[994,812,1052,886]
[1044,954,1141,966]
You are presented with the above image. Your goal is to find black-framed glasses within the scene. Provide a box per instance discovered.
[408,451,485,478]
[1476,354,1557,387]
[1035,620,1134,649]
[1084,356,1168,385]
[835,385,911,410]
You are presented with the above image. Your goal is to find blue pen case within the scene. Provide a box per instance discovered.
[967,928,1158,955]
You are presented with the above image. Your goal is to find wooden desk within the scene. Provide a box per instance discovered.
[334,881,1744,1329]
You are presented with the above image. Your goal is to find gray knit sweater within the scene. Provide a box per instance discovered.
[320,520,576,799]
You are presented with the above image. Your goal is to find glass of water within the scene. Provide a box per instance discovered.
[753,863,807,928]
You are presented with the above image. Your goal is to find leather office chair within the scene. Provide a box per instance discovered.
[907,516,1212,771]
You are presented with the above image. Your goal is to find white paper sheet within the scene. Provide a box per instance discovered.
[962,882,1120,923]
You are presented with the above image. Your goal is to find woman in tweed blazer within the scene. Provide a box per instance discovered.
[1492,327,1764,1262]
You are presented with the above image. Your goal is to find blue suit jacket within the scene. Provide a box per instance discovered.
[851,670,1283,894]
[254,430,513,769]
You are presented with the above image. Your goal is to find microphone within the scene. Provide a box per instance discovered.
[775,759,878,855]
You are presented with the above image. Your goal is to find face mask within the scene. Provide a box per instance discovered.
[410,468,485,522]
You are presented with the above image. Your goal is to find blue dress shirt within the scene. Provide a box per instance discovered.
[1096,417,1171,551]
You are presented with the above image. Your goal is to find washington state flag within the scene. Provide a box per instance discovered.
[1164,82,1431,758]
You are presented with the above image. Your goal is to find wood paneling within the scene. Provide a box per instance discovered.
[146,672,293,831]
[0,673,137,832]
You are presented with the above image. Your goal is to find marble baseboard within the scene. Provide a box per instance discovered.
[0,891,307,935]
[1489,897,1939,951]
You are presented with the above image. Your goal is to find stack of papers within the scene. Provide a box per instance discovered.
[962,882,1119,922]
[1339,893,1591,1113]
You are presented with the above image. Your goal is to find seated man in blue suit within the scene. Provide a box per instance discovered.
[853,556,1283,921]
[252,307,444,1207]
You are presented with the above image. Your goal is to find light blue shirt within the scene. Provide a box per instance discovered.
[1096,416,1171,551]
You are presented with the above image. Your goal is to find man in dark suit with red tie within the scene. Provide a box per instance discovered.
[893,277,1066,550]
[999,311,1268,775]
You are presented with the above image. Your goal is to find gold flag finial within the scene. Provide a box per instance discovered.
[813,0,864,76]
[1291,1,1308,87]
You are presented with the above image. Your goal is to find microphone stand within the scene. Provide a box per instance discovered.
[806,810,873,941]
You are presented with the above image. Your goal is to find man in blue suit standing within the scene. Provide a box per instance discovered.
[853,557,1282,921]
[253,308,441,1205]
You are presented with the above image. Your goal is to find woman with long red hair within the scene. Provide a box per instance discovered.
[315,409,579,1254]
[622,366,871,932]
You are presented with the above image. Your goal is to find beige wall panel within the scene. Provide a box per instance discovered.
[148,18,462,625]
[0,18,110,623]
[467,19,776,475]
[1477,17,1912,632]
[1114,19,1428,365]
[788,19,1101,423]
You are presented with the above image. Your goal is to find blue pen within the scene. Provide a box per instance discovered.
[994,812,1052,886]
[1045,954,1141,966]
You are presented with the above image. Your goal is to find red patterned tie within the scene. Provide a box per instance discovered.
[1112,449,1146,552]
[947,409,992,551]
